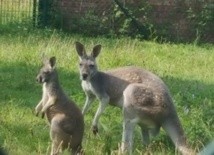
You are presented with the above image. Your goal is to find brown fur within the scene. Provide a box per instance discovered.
[35,56,84,155]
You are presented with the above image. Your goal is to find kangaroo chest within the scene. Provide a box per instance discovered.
[81,81,96,94]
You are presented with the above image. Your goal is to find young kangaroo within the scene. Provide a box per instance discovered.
[35,56,84,155]
[75,42,194,155]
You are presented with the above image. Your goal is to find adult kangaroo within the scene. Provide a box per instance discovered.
[75,42,194,155]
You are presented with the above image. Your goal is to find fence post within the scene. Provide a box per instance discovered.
[38,0,52,27]
[0,0,3,25]
[33,0,37,27]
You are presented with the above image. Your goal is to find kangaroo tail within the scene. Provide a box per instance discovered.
[162,116,195,155]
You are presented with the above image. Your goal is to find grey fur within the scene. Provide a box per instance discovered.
[75,42,194,155]
[35,56,84,155]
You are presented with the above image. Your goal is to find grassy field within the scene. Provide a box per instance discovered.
[0,30,214,155]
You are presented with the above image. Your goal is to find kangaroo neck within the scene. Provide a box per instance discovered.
[89,71,103,82]
[43,78,63,96]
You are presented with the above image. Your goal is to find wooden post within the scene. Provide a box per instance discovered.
[33,0,37,27]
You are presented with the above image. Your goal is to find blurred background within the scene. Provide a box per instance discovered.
[0,0,213,43]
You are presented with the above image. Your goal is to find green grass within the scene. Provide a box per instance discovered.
[0,29,214,155]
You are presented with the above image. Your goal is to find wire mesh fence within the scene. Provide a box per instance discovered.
[0,0,213,42]
[0,0,37,26]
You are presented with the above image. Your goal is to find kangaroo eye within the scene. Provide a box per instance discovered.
[79,63,83,66]
[44,71,50,74]
[89,64,95,68]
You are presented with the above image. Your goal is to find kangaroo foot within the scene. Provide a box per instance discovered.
[92,125,98,135]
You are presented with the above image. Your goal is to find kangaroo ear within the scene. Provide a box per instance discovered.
[75,42,86,57]
[49,56,56,68]
[91,44,101,58]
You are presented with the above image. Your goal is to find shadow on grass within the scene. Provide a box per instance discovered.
[163,76,214,106]
[0,118,50,154]
[1,61,213,107]
[0,61,82,108]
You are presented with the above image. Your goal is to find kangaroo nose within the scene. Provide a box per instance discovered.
[36,76,42,83]
[82,73,88,80]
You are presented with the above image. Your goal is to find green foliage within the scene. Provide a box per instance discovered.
[0,19,34,35]
[0,30,214,154]
[112,0,153,39]
[187,1,214,42]
[47,1,153,39]
[67,11,111,36]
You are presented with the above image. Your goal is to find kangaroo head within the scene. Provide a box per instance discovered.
[75,42,101,81]
[36,56,57,83]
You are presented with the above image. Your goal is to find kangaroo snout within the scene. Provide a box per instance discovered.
[82,73,88,80]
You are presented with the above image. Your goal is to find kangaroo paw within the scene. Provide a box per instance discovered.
[41,112,45,119]
[34,110,39,117]
[35,112,39,117]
